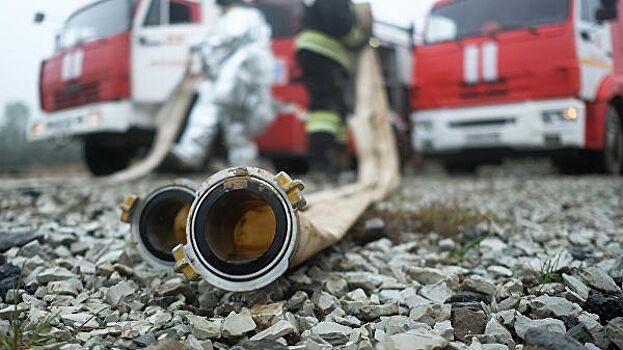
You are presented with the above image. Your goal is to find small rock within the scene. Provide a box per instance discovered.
[562,274,590,300]
[439,239,456,252]
[385,329,449,350]
[312,291,339,314]
[421,281,454,304]
[344,272,385,291]
[60,313,98,330]
[148,312,172,329]
[47,279,83,296]
[485,317,514,349]
[222,310,256,338]
[584,289,623,323]
[578,312,611,349]
[250,303,284,328]
[37,267,76,284]
[405,267,446,285]
[360,302,399,321]
[523,328,585,350]
[566,323,593,344]
[286,291,308,312]
[146,339,192,350]
[230,340,288,350]
[578,268,620,294]
[452,303,487,342]
[325,276,349,296]
[606,317,623,349]
[106,280,138,306]
[433,320,454,341]
[446,291,490,304]
[530,295,581,318]
[411,303,451,326]
[96,250,130,266]
[250,320,296,341]
[463,275,497,296]
[514,314,566,339]
[0,264,21,298]
[487,266,513,278]
[0,230,42,252]
[186,315,221,340]
[310,322,353,346]
[134,332,157,347]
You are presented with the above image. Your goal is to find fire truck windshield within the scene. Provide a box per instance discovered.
[425,0,570,44]
[57,0,135,50]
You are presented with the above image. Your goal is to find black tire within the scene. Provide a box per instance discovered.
[602,106,623,175]
[442,161,478,175]
[271,156,308,175]
[84,135,133,176]
[552,154,593,175]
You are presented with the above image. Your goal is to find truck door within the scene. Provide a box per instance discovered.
[131,0,211,104]
[576,0,614,100]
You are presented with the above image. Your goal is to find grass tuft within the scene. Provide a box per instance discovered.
[536,252,564,286]
[410,203,490,239]
[0,266,57,350]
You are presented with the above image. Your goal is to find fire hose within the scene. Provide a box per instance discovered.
[121,45,400,292]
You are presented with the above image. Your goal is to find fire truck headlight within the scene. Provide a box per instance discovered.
[563,107,579,121]
[31,122,45,136]
[542,107,579,123]
[86,112,102,126]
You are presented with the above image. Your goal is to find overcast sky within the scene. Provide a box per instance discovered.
[0,0,434,120]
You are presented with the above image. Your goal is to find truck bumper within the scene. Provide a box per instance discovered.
[28,101,154,141]
[411,98,586,155]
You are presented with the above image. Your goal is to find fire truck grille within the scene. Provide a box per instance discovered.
[53,82,100,110]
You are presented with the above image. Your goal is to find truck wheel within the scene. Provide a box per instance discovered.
[271,157,308,175]
[84,136,133,176]
[602,106,623,175]
[442,161,478,175]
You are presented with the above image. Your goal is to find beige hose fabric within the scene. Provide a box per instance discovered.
[291,46,401,266]
[102,75,202,184]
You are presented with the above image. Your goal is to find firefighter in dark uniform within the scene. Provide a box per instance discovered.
[296,0,365,176]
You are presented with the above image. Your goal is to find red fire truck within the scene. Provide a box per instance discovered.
[411,0,623,174]
[30,0,413,175]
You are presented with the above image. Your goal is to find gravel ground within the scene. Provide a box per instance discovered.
[0,172,622,350]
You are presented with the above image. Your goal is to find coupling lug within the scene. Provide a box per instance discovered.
[173,245,201,281]
[274,172,306,210]
[120,195,138,224]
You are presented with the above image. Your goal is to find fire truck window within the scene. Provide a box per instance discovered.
[59,0,133,49]
[425,0,569,44]
[144,0,195,26]
[170,2,192,24]
[581,0,602,24]
[144,0,162,26]
[254,0,303,38]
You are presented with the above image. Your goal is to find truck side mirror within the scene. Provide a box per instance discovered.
[596,0,618,22]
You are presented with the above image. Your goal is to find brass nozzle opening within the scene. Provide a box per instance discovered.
[202,190,277,264]
[130,185,195,269]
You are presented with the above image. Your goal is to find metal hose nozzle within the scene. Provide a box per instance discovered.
[121,183,195,269]
[173,167,305,292]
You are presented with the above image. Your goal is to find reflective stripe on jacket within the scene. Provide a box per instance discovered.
[296,30,352,70]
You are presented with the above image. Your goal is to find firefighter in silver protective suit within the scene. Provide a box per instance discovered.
[169,0,275,169]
